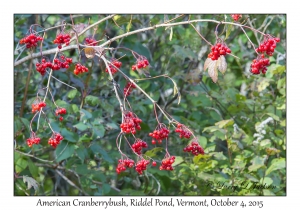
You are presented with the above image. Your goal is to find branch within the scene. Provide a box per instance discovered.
[55,169,88,195]
[14,14,115,67]
[15,18,263,67]
[15,149,54,163]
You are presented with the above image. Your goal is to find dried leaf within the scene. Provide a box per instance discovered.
[168,76,181,104]
[217,55,227,74]
[204,58,213,71]
[23,175,39,191]
[73,23,88,34]
[207,60,218,83]
[84,47,95,59]
[266,148,281,156]
[169,27,173,41]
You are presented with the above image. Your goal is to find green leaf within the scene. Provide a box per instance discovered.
[61,128,77,142]
[173,45,197,60]
[248,156,265,172]
[55,141,75,162]
[215,119,234,128]
[266,113,280,121]
[28,160,39,178]
[67,89,80,100]
[199,136,207,148]
[79,134,92,142]
[71,104,79,113]
[225,24,233,40]
[265,158,285,176]
[55,99,68,108]
[93,125,105,138]
[144,147,164,158]
[102,183,111,194]
[260,177,273,186]
[76,145,87,162]
[15,158,28,173]
[235,94,246,102]
[173,156,184,166]
[85,95,101,106]
[193,154,210,164]
[203,126,225,133]
[211,152,227,160]
[73,122,88,131]
[80,109,92,120]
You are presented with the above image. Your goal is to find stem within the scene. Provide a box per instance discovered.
[15,149,53,163]
[80,61,94,109]
[19,53,33,117]
[101,56,124,113]
[190,23,213,46]
[240,26,258,54]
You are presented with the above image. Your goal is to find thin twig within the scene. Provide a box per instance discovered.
[19,52,33,117]
[55,169,88,195]
[15,149,54,163]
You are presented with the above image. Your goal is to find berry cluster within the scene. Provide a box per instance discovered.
[124,82,136,97]
[120,111,142,134]
[52,55,73,70]
[36,56,72,76]
[135,159,150,174]
[55,107,67,121]
[32,101,46,113]
[26,133,41,147]
[256,35,280,56]
[105,59,122,75]
[132,139,148,155]
[116,158,135,174]
[74,63,89,75]
[175,123,192,139]
[85,37,97,46]
[149,126,170,144]
[231,14,242,21]
[159,156,175,171]
[208,43,231,60]
[53,33,71,49]
[35,59,52,76]
[131,58,149,71]
[19,33,43,48]
[48,133,64,148]
[183,142,205,156]
[250,54,270,74]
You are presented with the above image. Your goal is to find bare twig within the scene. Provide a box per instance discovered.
[55,169,88,195]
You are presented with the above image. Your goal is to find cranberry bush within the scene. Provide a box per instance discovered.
[14,14,286,196]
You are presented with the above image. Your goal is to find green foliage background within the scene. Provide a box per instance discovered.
[14,14,286,196]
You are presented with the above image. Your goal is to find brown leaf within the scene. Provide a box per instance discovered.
[84,47,95,59]
[207,60,218,83]
[217,55,227,74]
[204,58,213,71]
[73,23,88,33]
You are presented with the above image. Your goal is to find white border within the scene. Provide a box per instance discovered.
[2,0,298,209]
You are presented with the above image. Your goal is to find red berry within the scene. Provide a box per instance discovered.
[231,14,242,21]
